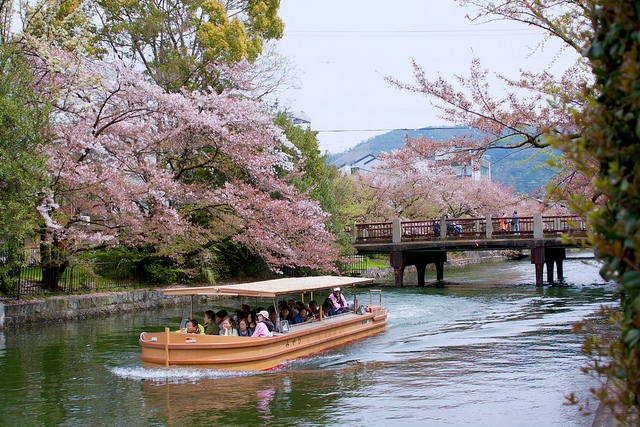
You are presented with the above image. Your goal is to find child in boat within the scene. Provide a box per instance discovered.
[308,301,319,318]
[293,308,309,324]
[219,316,239,336]
[322,301,336,317]
[252,310,274,338]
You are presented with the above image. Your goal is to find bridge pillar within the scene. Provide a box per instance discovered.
[390,251,447,287]
[547,248,566,283]
[531,246,566,285]
[435,261,444,281]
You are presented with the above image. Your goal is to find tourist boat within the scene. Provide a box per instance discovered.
[139,276,388,370]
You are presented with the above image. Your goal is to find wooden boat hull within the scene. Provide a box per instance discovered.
[139,308,388,371]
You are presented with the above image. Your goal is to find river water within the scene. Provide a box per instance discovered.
[0,255,618,426]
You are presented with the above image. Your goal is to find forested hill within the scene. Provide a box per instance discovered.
[328,126,558,196]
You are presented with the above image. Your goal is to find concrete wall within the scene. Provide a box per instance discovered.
[0,290,226,329]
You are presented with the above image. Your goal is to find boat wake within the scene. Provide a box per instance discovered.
[109,366,263,382]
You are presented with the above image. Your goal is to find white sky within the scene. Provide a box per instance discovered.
[274,0,578,154]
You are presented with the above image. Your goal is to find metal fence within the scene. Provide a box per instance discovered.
[1,246,140,299]
[339,255,368,276]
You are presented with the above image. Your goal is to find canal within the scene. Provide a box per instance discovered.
[0,255,618,426]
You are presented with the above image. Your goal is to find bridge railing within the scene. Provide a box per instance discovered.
[348,221,393,242]
[349,214,588,244]
[541,215,588,237]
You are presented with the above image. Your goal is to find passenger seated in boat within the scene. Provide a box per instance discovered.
[287,299,299,317]
[240,304,251,318]
[268,306,278,325]
[280,306,294,324]
[214,309,228,330]
[219,316,239,336]
[322,301,336,318]
[293,308,309,324]
[247,312,256,330]
[203,310,220,335]
[251,310,274,338]
[237,318,253,337]
[329,287,349,313]
[186,319,205,334]
[308,301,319,318]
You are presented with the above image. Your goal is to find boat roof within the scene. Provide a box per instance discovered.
[162,276,375,298]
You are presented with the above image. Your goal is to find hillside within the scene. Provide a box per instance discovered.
[329,126,557,195]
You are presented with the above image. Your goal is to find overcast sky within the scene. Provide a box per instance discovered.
[274,0,577,154]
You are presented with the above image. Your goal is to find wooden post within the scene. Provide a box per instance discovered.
[164,327,170,367]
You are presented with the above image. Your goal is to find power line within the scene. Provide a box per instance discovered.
[286,29,541,35]
[285,29,543,38]
[317,126,466,133]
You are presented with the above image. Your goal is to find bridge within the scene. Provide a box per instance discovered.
[346,214,589,287]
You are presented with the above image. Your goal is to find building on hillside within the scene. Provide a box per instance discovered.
[290,111,311,126]
[338,153,491,180]
[449,156,491,180]
[337,153,381,174]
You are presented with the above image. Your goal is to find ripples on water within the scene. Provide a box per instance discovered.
[0,256,618,426]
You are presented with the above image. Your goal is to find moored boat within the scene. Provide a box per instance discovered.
[139,276,388,370]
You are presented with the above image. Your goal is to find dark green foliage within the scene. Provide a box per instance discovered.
[95,246,183,286]
[0,44,49,242]
[569,1,640,423]
[275,112,353,256]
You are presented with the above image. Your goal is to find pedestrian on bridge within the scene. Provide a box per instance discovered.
[499,214,508,235]
[512,211,520,235]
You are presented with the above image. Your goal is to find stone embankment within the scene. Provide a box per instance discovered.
[0,289,225,329]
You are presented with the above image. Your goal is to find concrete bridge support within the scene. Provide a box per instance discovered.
[531,247,566,286]
[390,251,447,287]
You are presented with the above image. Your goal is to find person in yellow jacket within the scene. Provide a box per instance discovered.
[181,319,205,334]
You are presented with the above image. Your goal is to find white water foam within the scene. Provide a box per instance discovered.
[109,366,263,382]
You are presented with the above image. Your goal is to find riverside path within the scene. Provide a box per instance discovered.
[347,214,589,287]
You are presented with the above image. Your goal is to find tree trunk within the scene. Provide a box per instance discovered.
[39,239,69,292]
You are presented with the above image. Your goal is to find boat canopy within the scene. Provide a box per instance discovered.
[162,276,374,298]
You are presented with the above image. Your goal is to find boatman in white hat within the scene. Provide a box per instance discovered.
[329,287,349,314]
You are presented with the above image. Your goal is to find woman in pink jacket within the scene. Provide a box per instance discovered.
[251,310,274,338]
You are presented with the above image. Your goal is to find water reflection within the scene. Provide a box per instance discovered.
[128,365,372,425]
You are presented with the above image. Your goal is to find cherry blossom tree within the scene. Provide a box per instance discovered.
[343,146,524,224]
[386,0,599,205]
[31,49,337,289]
